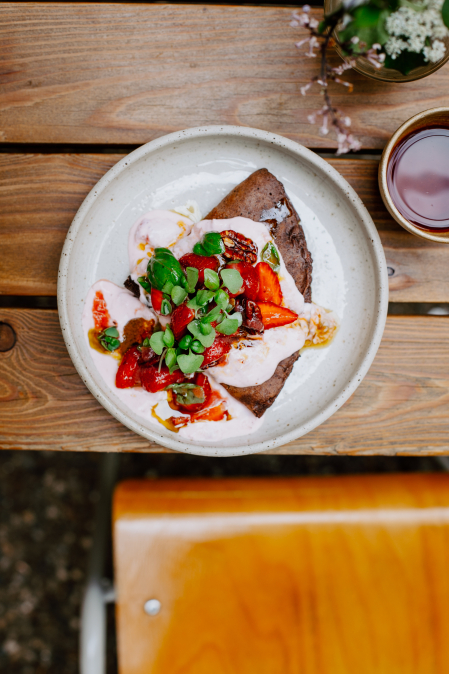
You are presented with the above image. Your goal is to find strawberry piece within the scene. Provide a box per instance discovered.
[226,261,259,301]
[191,401,227,423]
[171,303,195,342]
[150,288,163,313]
[116,346,141,389]
[140,365,185,393]
[201,336,232,369]
[257,302,298,330]
[92,291,111,331]
[256,262,283,305]
[176,373,212,414]
[179,253,219,285]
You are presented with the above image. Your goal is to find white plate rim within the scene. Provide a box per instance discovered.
[57,125,389,457]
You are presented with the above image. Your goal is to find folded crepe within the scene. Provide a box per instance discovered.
[206,168,313,418]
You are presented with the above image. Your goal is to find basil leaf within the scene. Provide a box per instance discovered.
[171,285,188,306]
[150,331,166,355]
[214,289,229,310]
[196,289,215,306]
[204,269,220,291]
[103,326,119,338]
[147,247,185,291]
[193,243,207,256]
[186,267,199,293]
[261,242,281,273]
[188,320,216,347]
[202,232,225,256]
[177,350,204,374]
[137,276,151,293]
[163,326,175,348]
[216,318,239,335]
[220,269,243,295]
[160,299,172,316]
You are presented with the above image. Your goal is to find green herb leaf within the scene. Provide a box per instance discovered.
[160,298,172,316]
[196,289,215,307]
[214,289,229,310]
[165,348,178,372]
[141,337,151,347]
[187,295,202,311]
[103,326,119,338]
[147,247,185,291]
[188,320,216,348]
[171,285,188,306]
[191,340,205,354]
[163,326,175,348]
[199,322,213,336]
[201,305,222,324]
[166,383,198,390]
[193,242,206,256]
[216,317,239,335]
[444,0,449,29]
[162,280,174,294]
[177,349,204,374]
[186,267,199,293]
[203,268,220,291]
[221,269,243,295]
[166,381,205,406]
[178,334,193,350]
[202,232,225,256]
[261,242,281,273]
[137,276,151,293]
[233,311,243,327]
[149,331,166,355]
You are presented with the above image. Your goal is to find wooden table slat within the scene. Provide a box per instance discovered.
[1,309,448,455]
[1,4,449,149]
[1,153,447,302]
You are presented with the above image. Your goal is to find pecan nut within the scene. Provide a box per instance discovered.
[221,230,258,265]
[234,298,264,334]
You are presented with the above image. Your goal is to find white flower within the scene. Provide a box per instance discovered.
[423,38,447,61]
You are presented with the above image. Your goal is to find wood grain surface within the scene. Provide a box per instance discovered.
[1,153,448,302]
[113,475,449,674]
[1,309,448,455]
[1,4,449,149]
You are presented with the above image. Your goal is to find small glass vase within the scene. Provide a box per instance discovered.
[324,0,449,82]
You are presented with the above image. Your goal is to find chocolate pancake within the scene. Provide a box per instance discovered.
[206,168,313,418]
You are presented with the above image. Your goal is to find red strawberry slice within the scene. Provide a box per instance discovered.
[256,262,283,305]
[150,288,163,313]
[140,364,185,393]
[179,253,219,285]
[115,346,141,389]
[176,372,212,414]
[257,302,298,330]
[201,336,232,369]
[171,303,195,342]
[92,290,111,330]
[226,261,259,301]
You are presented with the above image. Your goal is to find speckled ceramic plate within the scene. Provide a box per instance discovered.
[58,126,388,456]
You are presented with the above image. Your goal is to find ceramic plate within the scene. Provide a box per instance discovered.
[58,126,388,456]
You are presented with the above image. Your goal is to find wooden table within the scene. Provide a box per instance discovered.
[1,3,448,455]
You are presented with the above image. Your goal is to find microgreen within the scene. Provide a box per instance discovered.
[214,289,229,311]
[98,326,120,352]
[220,269,243,295]
[162,280,174,294]
[177,350,204,374]
[149,330,166,355]
[186,295,202,312]
[141,337,151,347]
[216,317,240,335]
[160,298,172,315]
[165,382,205,406]
[201,305,222,324]
[163,326,175,348]
[261,242,281,273]
[186,267,199,293]
[199,322,213,336]
[165,348,178,373]
[171,285,188,306]
[204,269,220,291]
[178,334,193,350]
[191,340,205,354]
[188,320,216,348]
[137,276,151,293]
[196,289,215,307]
